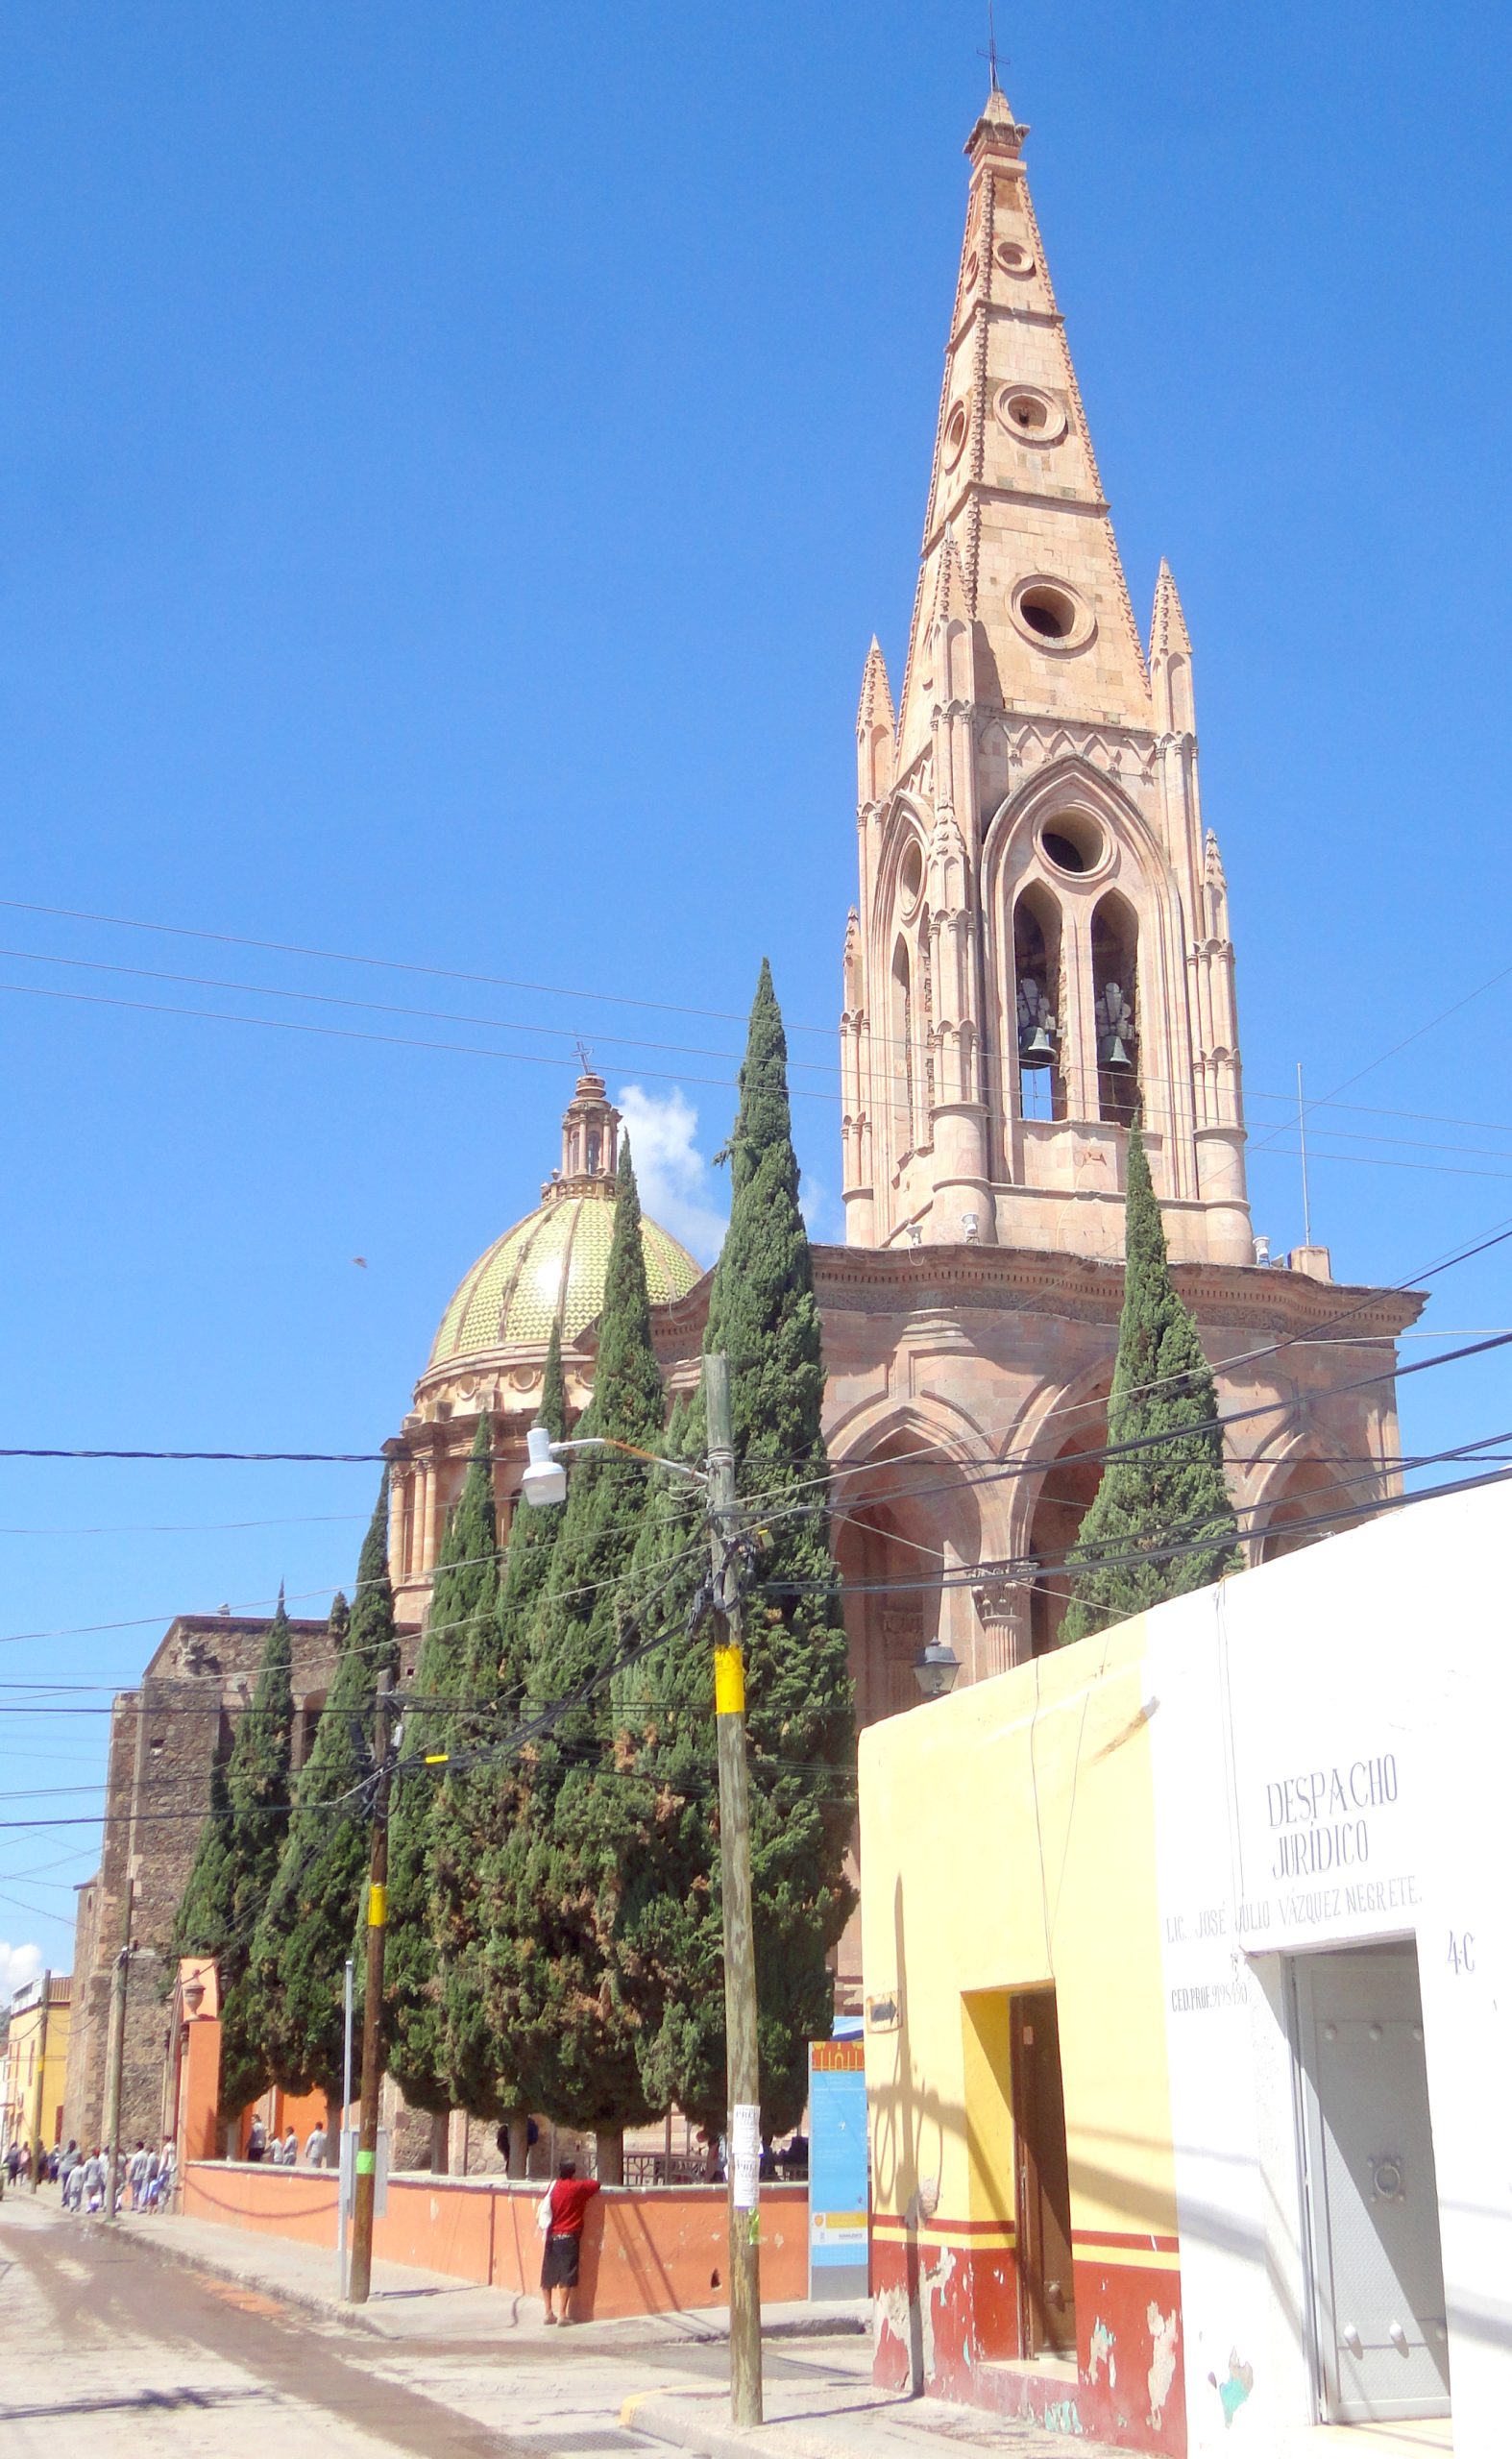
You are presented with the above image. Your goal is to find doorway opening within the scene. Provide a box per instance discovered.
[1010,1987,1077,2357]
[1291,1941,1451,2426]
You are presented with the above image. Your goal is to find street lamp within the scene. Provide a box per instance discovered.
[914,1638,962,1700]
[519,1424,705,1513]
[520,1424,569,1508]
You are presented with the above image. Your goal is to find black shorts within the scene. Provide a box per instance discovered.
[541,2230,581,2290]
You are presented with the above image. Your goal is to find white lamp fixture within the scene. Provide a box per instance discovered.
[520,1424,569,1510]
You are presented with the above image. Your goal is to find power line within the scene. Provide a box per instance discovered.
[2,1447,1506,1838]
[8,903,1512,1167]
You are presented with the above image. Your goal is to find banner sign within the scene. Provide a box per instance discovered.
[808,2038,867,2301]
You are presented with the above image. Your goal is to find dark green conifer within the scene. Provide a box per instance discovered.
[383,1417,500,2124]
[506,1143,664,2168]
[620,961,856,2135]
[170,1748,236,1975]
[249,1477,398,2119]
[212,1593,296,2114]
[437,1321,570,2135]
[1059,1120,1241,1644]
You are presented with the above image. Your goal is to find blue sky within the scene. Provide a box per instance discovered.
[2,3,1510,1972]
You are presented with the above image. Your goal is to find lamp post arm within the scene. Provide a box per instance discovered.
[548,1435,706,1482]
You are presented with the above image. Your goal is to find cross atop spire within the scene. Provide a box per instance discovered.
[979,0,1003,94]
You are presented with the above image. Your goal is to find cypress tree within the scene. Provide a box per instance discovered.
[619,960,857,2135]
[383,1417,500,2132]
[210,1594,296,2116]
[1059,1120,1241,1644]
[438,1320,570,2145]
[171,1746,236,1976]
[506,1143,665,2173]
[249,1476,398,2123]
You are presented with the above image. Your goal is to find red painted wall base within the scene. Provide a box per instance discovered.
[871,2232,1185,2457]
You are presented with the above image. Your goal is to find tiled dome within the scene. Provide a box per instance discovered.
[428,1188,700,1368]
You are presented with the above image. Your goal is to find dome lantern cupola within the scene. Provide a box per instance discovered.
[546,1067,620,1202]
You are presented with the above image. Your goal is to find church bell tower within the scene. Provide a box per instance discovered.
[841,85,1250,1266]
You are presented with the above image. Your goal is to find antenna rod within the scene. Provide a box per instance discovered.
[1297,1060,1312,1248]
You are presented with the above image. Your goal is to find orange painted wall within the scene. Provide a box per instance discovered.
[181,2162,809,2318]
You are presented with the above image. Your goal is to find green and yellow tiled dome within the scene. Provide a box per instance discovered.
[428,1188,701,1369]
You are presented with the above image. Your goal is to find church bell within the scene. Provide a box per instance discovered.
[1098,1031,1133,1070]
[1018,1023,1055,1069]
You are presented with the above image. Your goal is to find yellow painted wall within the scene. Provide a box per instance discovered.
[860,1619,1177,2248]
[2,1987,72,2154]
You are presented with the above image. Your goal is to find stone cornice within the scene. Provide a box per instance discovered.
[803,1243,1422,1339]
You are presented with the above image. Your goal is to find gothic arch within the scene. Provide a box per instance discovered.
[827,1400,989,2009]
[1248,1430,1375,1566]
[1004,1362,1114,1649]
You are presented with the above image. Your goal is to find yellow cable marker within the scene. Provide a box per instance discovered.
[424,1751,450,1765]
[714,1644,745,1716]
[368,1883,387,1927]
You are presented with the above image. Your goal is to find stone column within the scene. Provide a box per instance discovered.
[971,1569,1034,1677]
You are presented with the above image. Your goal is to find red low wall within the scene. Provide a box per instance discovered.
[181,2162,809,2319]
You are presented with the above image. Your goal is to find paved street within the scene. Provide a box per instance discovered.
[0,2194,664,2457]
[0,2194,1155,2459]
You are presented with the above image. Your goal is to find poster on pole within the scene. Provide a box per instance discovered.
[729,2102,761,2211]
[808,2037,868,2301]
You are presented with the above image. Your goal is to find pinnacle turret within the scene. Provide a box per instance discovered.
[1150,559,1192,660]
[856,637,896,806]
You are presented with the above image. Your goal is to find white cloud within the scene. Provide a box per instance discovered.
[0,1940,42,2001]
[616,1083,728,1268]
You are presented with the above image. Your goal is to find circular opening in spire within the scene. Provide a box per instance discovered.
[942,399,970,468]
[1020,586,1074,640]
[1011,576,1094,655]
[994,238,1034,277]
[1039,812,1105,876]
[996,386,1066,446]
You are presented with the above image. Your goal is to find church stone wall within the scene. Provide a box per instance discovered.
[63,1616,338,2155]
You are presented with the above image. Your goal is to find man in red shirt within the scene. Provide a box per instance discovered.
[540,2159,601,2325]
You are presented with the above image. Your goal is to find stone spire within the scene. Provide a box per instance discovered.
[894,85,1152,777]
[841,80,1253,1268]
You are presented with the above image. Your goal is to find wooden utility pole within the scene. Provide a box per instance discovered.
[703,1351,763,2426]
[347,1668,393,2304]
[101,1874,134,2221]
[28,1969,53,2191]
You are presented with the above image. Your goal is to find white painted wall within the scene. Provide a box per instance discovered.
[1141,1481,1512,2456]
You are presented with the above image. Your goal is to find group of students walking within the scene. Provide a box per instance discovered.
[1,2133,177,2212]
[244,2114,329,2166]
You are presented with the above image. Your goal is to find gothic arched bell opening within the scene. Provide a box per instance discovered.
[1013,886,1065,1123]
[1092,896,1139,1128]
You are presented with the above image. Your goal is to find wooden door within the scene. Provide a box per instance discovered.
[1011,1987,1076,2357]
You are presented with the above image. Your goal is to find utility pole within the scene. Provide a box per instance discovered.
[703,1351,763,2427]
[337,1955,354,2296]
[28,1969,52,2191]
[347,1668,393,2304]
[101,1874,134,2221]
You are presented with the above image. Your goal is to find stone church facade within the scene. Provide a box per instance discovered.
[66,80,1419,2130]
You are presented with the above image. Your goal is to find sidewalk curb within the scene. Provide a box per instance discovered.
[94,2215,867,2350]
